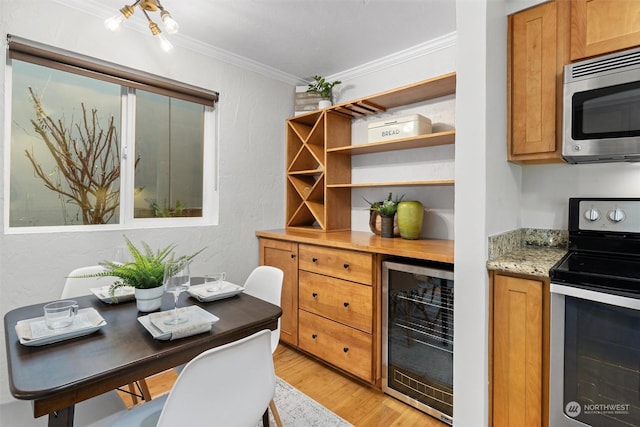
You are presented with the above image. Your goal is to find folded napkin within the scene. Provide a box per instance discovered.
[148,306,213,340]
[15,308,105,341]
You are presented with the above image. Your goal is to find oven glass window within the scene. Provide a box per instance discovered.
[564,296,640,426]
[571,80,640,139]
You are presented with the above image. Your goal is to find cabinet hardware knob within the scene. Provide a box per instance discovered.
[343,347,349,353]
[343,263,349,269]
[312,257,318,263]
[312,292,318,298]
[312,334,317,339]
[290,254,296,259]
[343,302,349,307]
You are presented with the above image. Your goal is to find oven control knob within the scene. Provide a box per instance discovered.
[584,208,600,221]
[607,208,625,223]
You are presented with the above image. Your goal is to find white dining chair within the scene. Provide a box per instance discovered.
[85,329,276,427]
[64,266,152,404]
[243,266,284,427]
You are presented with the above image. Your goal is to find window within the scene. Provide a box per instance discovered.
[5,36,218,231]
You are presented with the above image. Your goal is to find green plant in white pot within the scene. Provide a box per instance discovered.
[80,236,205,312]
[307,75,342,108]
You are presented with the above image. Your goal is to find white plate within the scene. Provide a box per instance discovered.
[15,308,107,347]
[187,282,244,302]
[90,285,135,304]
[138,306,219,340]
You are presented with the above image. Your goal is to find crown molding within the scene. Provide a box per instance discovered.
[52,1,455,87]
[51,0,306,85]
[327,32,457,83]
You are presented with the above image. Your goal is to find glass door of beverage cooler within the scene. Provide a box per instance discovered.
[382,261,454,425]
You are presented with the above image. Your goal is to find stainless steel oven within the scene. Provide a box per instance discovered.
[549,198,640,426]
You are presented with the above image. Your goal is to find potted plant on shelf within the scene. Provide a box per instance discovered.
[78,236,205,312]
[307,75,342,109]
[364,193,404,238]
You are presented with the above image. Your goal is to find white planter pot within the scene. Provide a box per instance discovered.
[318,99,332,109]
[134,286,164,312]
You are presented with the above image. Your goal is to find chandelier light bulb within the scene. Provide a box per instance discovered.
[104,13,127,31]
[160,11,179,34]
[157,33,174,52]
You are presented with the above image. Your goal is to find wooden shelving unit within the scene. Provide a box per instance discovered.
[286,72,456,232]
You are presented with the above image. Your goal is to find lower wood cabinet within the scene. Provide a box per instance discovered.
[259,238,298,346]
[298,310,373,382]
[259,237,376,384]
[490,271,549,427]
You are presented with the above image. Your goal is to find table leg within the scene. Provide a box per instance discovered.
[262,408,270,427]
[48,406,74,427]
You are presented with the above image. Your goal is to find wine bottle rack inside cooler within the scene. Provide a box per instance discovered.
[382,260,454,425]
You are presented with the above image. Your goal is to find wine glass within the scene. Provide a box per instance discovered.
[163,260,191,325]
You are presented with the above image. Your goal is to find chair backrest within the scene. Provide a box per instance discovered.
[62,265,117,299]
[242,266,284,353]
[157,329,275,427]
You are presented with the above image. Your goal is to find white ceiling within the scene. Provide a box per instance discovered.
[72,0,456,83]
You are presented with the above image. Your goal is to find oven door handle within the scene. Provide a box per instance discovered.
[551,283,640,310]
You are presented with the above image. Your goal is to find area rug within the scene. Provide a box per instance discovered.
[257,377,353,427]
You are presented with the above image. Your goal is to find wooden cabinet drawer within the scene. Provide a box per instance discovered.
[298,310,373,382]
[298,244,373,284]
[299,271,373,333]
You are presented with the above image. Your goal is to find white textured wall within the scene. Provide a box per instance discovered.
[0,0,290,402]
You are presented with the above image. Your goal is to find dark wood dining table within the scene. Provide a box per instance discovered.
[4,286,281,427]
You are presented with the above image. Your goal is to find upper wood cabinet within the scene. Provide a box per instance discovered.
[507,0,570,164]
[571,0,640,61]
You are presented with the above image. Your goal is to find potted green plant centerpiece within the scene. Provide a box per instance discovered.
[81,236,205,312]
[364,193,404,238]
[307,75,342,108]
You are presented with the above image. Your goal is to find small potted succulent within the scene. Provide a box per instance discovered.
[76,236,205,312]
[364,193,404,238]
[307,75,342,108]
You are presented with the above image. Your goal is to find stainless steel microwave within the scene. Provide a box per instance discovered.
[563,47,640,164]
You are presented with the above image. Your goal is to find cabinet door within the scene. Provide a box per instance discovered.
[508,1,569,163]
[259,238,299,346]
[492,274,543,427]
[571,0,640,60]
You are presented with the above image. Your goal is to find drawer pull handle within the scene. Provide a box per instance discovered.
[343,263,349,269]
[312,257,318,263]
[343,302,349,308]
[312,334,317,339]
[343,347,349,353]
[312,292,318,298]
[290,253,296,259]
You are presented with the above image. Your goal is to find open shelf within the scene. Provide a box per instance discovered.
[327,180,455,188]
[285,73,456,232]
[327,130,455,155]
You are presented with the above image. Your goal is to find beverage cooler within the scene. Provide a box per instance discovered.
[382,260,454,425]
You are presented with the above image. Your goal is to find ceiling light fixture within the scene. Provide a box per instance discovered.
[105,0,178,52]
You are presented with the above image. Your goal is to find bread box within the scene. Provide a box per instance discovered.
[367,114,432,143]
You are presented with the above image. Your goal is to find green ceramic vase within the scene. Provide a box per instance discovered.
[397,201,424,239]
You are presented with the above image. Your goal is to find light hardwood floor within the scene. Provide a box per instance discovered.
[120,344,448,427]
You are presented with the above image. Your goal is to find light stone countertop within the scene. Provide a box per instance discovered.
[486,246,567,278]
[486,228,568,278]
